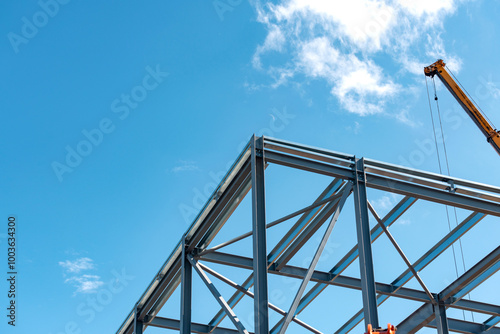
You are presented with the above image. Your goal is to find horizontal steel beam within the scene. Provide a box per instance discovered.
[148,316,253,334]
[365,174,500,217]
[198,251,499,317]
[264,150,500,217]
[263,136,500,196]
[427,318,500,334]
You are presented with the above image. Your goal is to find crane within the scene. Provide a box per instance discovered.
[424,59,500,156]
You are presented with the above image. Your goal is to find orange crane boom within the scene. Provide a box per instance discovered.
[424,59,500,156]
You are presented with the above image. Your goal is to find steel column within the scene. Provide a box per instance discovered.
[134,304,143,334]
[434,301,450,334]
[353,158,379,329]
[180,239,192,334]
[251,135,269,334]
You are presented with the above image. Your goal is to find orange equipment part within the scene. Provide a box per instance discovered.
[365,323,396,334]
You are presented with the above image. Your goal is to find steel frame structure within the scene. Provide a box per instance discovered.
[116,136,500,334]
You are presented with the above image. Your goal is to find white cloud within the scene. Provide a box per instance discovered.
[171,160,200,173]
[59,257,94,273]
[296,37,399,115]
[396,0,455,23]
[65,275,104,294]
[252,0,469,118]
[59,257,104,294]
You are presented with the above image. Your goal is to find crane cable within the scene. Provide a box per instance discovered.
[425,75,474,322]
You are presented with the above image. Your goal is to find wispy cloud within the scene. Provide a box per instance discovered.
[65,275,104,294]
[171,160,200,173]
[346,121,362,135]
[252,0,469,118]
[59,257,94,273]
[60,257,103,294]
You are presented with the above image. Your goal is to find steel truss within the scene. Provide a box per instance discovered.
[116,136,500,334]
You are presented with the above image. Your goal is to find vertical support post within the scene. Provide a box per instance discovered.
[251,135,269,334]
[353,158,379,330]
[180,238,192,334]
[134,303,143,334]
[434,300,450,334]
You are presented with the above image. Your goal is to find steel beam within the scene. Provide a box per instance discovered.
[274,194,343,271]
[365,173,500,217]
[270,180,344,269]
[188,256,249,334]
[251,135,269,334]
[278,184,352,334]
[264,136,500,196]
[427,318,500,334]
[148,316,253,334]
[397,245,500,333]
[368,201,435,304]
[484,316,500,331]
[198,251,500,318]
[441,246,500,301]
[198,252,429,303]
[198,262,323,334]
[264,150,500,217]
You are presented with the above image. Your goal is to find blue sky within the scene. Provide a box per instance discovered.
[1,0,500,333]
